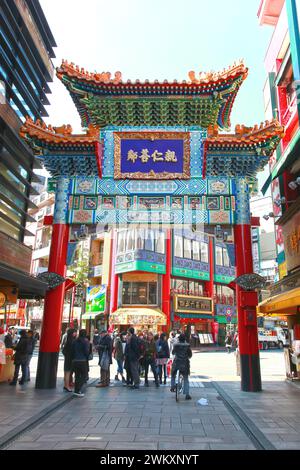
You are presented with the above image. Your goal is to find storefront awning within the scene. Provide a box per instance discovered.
[257,287,300,315]
[81,311,105,320]
[0,263,47,298]
[110,308,167,326]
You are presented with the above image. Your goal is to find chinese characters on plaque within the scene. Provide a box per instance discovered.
[127,149,178,164]
[114,133,190,179]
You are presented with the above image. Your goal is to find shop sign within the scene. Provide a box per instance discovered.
[86,285,106,313]
[114,132,190,180]
[278,261,287,280]
[115,260,166,275]
[0,292,6,308]
[110,308,166,326]
[282,211,300,272]
[174,294,213,315]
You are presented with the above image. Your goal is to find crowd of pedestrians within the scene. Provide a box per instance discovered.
[91,327,193,400]
[2,325,193,400]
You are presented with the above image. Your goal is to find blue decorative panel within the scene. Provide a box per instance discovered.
[215,305,237,317]
[53,178,71,224]
[234,178,251,225]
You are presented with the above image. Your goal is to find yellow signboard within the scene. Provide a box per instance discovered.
[0,292,6,308]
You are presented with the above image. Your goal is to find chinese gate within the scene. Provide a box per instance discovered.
[20,61,284,391]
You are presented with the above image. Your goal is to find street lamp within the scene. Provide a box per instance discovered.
[262,212,280,221]
[273,197,297,207]
[288,177,300,190]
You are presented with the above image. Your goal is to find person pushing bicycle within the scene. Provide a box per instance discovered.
[170,333,192,400]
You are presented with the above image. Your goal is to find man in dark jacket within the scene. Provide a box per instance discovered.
[170,333,192,400]
[96,330,113,388]
[71,329,90,397]
[144,332,159,387]
[26,330,37,382]
[92,329,100,351]
[10,330,28,386]
[125,327,140,389]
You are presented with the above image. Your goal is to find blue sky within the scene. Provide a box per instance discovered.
[40,0,273,132]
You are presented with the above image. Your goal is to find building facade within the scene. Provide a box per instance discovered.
[258,0,300,338]
[0,0,56,327]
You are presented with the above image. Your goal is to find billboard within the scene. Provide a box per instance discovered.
[86,285,106,314]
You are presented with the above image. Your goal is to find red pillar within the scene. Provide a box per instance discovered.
[208,237,214,297]
[36,223,69,389]
[109,230,119,315]
[162,229,172,331]
[234,224,262,392]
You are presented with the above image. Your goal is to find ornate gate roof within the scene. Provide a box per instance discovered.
[56,60,248,130]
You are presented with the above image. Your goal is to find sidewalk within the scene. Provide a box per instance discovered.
[214,379,300,450]
[3,377,256,450]
[0,352,101,445]
[1,351,299,450]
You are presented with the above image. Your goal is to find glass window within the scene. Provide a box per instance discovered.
[201,242,209,263]
[188,281,195,293]
[223,248,230,267]
[131,282,147,304]
[145,229,155,251]
[126,230,135,251]
[122,282,157,305]
[122,282,131,304]
[183,238,192,259]
[117,231,126,253]
[215,246,223,266]
[135,228,144,250]
[0,184,26,211]
[193,281,203,296]
[174,235,183,258]
[0,217,21,240]
[192,240,200,260]
[156,231,165,254]
[148,283,157,304]
[0,163,26,193]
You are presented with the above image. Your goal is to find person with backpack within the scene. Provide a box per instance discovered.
[96,330,113,388]
[126,327,141,389]
[113,331,126,383]
[71,329,90,397]
[225,332,233,353]
[62,328,77,392]
[137,331,146,378]
[156,333,170,385]
[9,330,28,386]
[170,333,193,400]
[86,335,93,382]
[123,332,133,387]
[144,332,159,387]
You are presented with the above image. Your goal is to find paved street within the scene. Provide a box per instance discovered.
[1,349,299,450]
